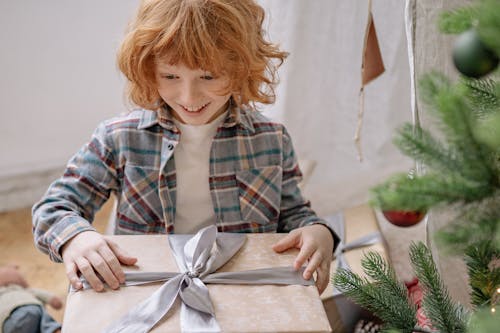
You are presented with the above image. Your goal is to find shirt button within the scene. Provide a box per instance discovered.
[167,143,174,150]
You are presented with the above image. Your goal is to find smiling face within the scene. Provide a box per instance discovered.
[155,60,232,125]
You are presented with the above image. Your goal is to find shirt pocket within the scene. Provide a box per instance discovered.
[118,164,164,228]
[236,166,282,225]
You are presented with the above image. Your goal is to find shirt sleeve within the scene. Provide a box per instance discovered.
[32,121,119,262]
[277,126,340,249]
[29,288,55,304]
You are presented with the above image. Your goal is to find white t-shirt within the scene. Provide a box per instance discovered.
[172,111,227,233]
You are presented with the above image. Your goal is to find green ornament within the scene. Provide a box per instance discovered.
[452,29,499,78]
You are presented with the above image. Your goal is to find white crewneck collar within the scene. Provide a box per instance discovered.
[173,110,228,141]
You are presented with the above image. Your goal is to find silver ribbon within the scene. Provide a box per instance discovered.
[323,212,383,296]
[79,226,313,333]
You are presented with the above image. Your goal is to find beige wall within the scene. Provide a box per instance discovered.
[0,0,138,210]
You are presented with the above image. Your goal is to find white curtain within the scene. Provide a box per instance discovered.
[257,0,413,216]
[258,0,471,305]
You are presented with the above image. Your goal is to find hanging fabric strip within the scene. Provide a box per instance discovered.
[355,0,385,161]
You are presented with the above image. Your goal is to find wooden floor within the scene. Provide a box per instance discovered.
[0,200,112,323]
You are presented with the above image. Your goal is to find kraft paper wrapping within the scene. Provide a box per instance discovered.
[321,204,388,332]
[63,234,332,333]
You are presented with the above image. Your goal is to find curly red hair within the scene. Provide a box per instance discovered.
[117,0,288,110]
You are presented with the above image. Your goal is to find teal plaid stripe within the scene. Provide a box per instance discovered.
[33,107,327,262]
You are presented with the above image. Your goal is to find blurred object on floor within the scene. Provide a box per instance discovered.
[0,199,112,323]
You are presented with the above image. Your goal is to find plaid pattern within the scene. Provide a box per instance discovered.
[32,107,328,262]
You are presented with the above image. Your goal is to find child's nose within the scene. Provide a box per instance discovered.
[180,81,201,105]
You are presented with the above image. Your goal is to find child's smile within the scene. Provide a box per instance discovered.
[155,61,231,125]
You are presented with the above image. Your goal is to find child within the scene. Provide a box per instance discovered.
[32,0,338,295]
[0,264,62,333]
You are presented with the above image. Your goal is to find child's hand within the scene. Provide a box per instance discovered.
[272,224,334,294]
[48,295,64,310]
[61,231,137,292]
[0,264,29,288]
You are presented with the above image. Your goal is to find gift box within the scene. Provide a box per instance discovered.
[62,228,332,332]
[321,204,388,333]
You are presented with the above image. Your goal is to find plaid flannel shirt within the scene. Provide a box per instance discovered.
[33,107,332,262]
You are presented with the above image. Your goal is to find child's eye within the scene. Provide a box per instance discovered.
[162,74,177,80]
[201,75,214,80]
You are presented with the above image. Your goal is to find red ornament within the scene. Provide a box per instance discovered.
[382,210,425,227]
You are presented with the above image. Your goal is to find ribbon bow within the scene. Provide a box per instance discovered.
[324,212,382,296]
[80,226,314,333]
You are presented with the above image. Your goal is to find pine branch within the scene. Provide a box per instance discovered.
[461,77,499,117]
[465,242,500,308]
[438,0,500,54]
[476,0,500,54]
[434,83,494,182]
[467,307,500,333]
[361,252,409,302]
[438,5,476,34]
[394,124,459,174]
[419,73,497,186]
[333,267,417,332]
[409,242,468,332]
[435,192,500,253]
[370,173,493,212]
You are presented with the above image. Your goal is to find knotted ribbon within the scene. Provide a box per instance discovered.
[75,226,314,333]
[324,212,383,296]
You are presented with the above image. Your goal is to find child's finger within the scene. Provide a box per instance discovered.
[65,261,82,290]
[293,243,315,271]
[75,257,104,292]
[272,231,300,253]
[314,260,331,294]
[98,245,125,284]
[107,238,138,266]
[86,252,120,290]
[303,250,322,280]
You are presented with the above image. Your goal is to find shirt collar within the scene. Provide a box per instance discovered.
[137,105,255,133]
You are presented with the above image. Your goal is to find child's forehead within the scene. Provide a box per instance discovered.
[155,56,220,74]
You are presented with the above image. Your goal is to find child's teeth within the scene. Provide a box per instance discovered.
[185,104,207,112]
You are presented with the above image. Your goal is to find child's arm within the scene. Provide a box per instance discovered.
[30,288,64,309]
[272,127,338,294]
[32,122,137,291]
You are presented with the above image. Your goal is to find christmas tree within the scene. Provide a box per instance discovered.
[333,0,499,332]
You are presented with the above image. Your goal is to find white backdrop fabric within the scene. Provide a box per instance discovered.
[257,0,413,216]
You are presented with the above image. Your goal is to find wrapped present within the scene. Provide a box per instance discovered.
[62,226,332,332]
[321,204,389,333]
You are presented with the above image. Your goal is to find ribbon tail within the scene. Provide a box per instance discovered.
[180,302,221,333]
[342,232,382,252]
[102,274,184,333]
